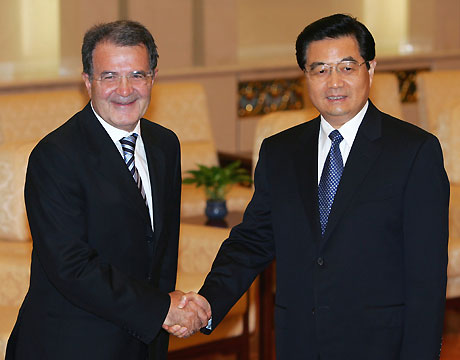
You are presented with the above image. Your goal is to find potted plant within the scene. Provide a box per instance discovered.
[183,160,252,224]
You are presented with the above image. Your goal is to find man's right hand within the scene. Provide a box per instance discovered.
[163,290,211,338]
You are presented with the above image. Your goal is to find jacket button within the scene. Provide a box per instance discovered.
[317,257,324,266]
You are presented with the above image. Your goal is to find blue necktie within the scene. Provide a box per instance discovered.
[120,133,147,205]
[318,130,344,236]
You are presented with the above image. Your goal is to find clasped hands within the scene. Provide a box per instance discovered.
[163,290,211,338]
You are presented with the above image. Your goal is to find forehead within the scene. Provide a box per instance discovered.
[306,36,362,64]
[92,41,150,71]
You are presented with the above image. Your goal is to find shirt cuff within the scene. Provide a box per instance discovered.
[205,316,212,330]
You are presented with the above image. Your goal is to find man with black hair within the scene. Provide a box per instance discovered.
[6,20,210,360]
[180,13,449,359]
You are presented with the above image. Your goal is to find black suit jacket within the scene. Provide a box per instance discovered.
[6,103,181,360]
[200,102,449,360]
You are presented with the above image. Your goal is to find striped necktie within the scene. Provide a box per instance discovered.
[318,130,344,237]
[120,133,147,206]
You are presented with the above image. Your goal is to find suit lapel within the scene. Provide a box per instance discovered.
[293,117,322,240]
[140,119,165,246]
[80,103,152,227]
[321,101,384,244]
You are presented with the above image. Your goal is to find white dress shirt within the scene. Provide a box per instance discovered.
[91,103,154,230]
[317,101,369,184]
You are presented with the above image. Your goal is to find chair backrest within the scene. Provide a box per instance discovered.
[0,141,37,242]
[0,82,218,176]
[252,108,319,174]
[417,70,460,133]
[369,72,403,119]
[144,82,219,174]
[0,88,88,145]
[437,101,460,184]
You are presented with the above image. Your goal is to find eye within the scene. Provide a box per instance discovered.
[310,65,327,76]
[131,73,146,80]
[339,62,358,73]
[101,73,117,81]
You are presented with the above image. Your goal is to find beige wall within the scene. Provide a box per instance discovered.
[0,1,22,70]
[127,0,194,69]
[1,0,460,153]
[363,0,408,55]
[60,0,119,75]
[236,0,363,62]
[63,0,239,71]
[0,0,60,79]
[2,0,460,78]
[197,0,238,66]
[407,0,460,52]
[236,0,460,61]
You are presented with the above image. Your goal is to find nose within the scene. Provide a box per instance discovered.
[115,76,134,96]
[327,67,344,88]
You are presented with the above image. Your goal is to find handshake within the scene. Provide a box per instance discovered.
[163,290,212,338]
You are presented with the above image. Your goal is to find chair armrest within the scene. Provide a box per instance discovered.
[178,224,230,275]
[0,241,31,306]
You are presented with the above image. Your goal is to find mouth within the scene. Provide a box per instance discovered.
[326,95,347,101]
[110,94,138,108]
[111,98,138,108]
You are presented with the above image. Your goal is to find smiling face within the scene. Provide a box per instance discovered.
[82,41,155,132]
[304,36,376,128]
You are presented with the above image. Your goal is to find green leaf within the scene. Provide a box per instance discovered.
[182,161,252,200]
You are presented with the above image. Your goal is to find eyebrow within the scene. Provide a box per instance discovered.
[341,56,358,62]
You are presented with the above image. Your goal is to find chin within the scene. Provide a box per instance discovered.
[324,108,348,117]
[110,116,139,130]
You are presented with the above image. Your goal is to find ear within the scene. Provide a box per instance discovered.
[82,72,92,98]
[368,60,377,87]
[151,69,158,86]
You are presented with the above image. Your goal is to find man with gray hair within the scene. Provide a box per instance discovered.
[6,20,210,360]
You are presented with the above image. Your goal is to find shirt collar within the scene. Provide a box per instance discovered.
[320,100,368,146]
[91,101,142,143]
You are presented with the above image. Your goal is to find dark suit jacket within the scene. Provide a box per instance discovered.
[200,102,449,360]
[6,103,181,360]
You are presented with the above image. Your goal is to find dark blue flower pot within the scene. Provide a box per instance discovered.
[205,200,228,227]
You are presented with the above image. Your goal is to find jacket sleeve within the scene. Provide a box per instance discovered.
[400,134,449,359]
[199,140,276,332]
[25,140,171,344]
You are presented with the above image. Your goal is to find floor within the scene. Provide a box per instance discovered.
[441,334,460,360]
[442,298,460,359]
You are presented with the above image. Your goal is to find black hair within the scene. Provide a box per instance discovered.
[295,14,375,71]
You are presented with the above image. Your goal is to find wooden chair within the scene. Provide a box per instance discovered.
[417,70,460,133]
[435,101,460,299]
[144,82,253,217]
[168,224,253,360]
[369,72,403,119]
[0,88,88,145]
